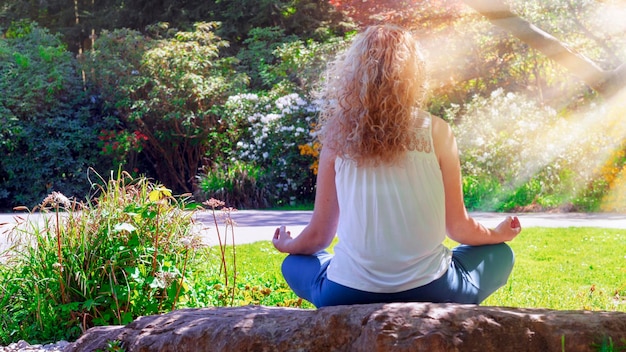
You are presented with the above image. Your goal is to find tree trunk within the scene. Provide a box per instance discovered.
[462,0,625,98]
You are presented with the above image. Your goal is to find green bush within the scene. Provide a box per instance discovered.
[81,22,249,194]
[236,27,299,90]
[269,34,350,94]
[0,172,205,344]
[201,90,318,208]
[197,160,268,209]
[449,89,618,211]
[461,175,502,211]
[237,27,349,93]
[0,22,113,210]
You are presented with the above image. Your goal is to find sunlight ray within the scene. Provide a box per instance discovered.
[418,0,626,211]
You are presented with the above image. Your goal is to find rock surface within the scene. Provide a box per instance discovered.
[68,303,626,352]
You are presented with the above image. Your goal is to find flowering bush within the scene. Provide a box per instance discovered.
[98,129,148,172]
[82,22,248,194]
[449,89,624,211]
[582,95,626,212]
[0,174,206,343]
[197,90,319,208]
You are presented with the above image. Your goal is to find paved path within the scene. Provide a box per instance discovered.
[2,211,626,251]
[205,210,626,246]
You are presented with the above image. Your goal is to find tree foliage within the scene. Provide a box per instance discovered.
[0,22,112,209]
[81,22,248,193]
[463,0,626,97]
[328,0,463,30]
[1,0,625,212]
[0,0,351,53]
[328,0,625,99]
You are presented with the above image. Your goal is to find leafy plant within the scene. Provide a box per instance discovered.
[236,26,298,90]
[81,22,249,194]
[197,161,267,209]
[219,91,319,207]
[593,336,626,352]
[98,129,149,174]
[0,170,205,344]
[449,89,623,211]
[0,21,113,210]
[269,34,350,94]
[96,340,126,352]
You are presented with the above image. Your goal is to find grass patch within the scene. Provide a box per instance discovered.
[265,202,314,211]
[480,227,626,311]
[196,226,626,312]
[191,241,310,308]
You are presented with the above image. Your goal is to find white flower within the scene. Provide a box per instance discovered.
[490,88,503,98]
[181,237,192,247]
[243,93,259,101]
[228,93,259,103]
[261,114,281,123]
[248,115,257,123]
[41,191,71,208]
[114,223,137,233]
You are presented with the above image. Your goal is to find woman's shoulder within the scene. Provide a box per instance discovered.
[413,110,451,139]
[428,113,452,137]
[427,112,457,162]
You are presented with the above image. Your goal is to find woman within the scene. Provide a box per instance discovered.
[272,24,521,308]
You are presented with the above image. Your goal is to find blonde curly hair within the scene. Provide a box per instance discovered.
[317,25,429,166]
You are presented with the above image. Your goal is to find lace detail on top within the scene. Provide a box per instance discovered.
[406,110,433,154]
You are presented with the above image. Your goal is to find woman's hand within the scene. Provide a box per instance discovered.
[494,216,522,242]
[272,225,294,253]
[270,147,339,255]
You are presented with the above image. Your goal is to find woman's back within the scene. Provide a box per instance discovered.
[328,114,452,293]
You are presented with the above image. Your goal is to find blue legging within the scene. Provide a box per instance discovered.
[281,243,514,307]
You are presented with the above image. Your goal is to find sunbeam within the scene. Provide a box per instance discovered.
[413,0,626,211]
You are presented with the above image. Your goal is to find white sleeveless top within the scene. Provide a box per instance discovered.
[327,114,452,293]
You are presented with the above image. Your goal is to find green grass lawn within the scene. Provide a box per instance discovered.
[212,227,626,312]
[480,227,626,311]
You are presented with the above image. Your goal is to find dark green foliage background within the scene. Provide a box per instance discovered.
[0,0,624,211]
[0,23,114,209]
